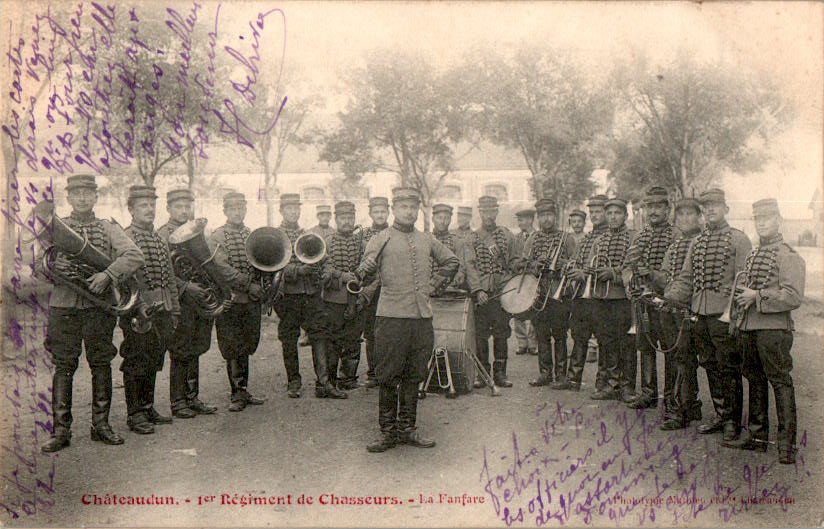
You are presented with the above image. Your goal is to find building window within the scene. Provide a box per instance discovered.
[438,184,462,201]
[483,183,508,202]
[302,186,326,201]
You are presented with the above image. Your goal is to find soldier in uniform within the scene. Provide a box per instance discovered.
[621,186,677,409]
[208,192,267,411]
[430,203,482,295]
[512,199,577,389]
[309,204,335,241]
[511,208,538,356]
[119,185,180,435]
[721,198,805,464]
[41,174,145,452]
[451,205,474,243]
[354,187,459,452]
[565,195,609,392]
[360,196,391,388]
[668,188,752,441]
[589,198,638,402]
[568,209,587,247]
[273,193,329,398]
[157,188,217,419]
[471,196,517,388]
[320,201,364,395]
[656,197,703,430]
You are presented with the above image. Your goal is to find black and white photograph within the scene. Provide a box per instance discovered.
[0,1,822,526]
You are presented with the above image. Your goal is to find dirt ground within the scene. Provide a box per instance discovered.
[2,294,824,527]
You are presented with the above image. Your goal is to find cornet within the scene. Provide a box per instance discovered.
[580,247,612,300]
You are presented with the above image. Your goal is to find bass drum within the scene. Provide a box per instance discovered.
[430,294,477,393]
[500,273,540,319]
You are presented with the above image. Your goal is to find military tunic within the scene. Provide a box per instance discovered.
[360,222,389,383]
[737,234,805,455]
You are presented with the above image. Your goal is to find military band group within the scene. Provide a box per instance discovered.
[38,174,806,464]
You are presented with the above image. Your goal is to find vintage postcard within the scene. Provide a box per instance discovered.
[1,1,822,527]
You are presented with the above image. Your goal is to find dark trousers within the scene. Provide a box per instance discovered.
[694,315,743,429]
[169,298,214,411]
[533,301,570,382]
[474,298,511,375]
[363,293,380,381]
[593,300,635,394]
[741,330,797,454]
[325,301,363,385]
[374,317,434,386]
[119,312,173,418]
[45,307,118,434]
[216,302,261,400]
[274,293,329,385]
[659,312,700,420]
[568,299,596,388]
[634,308,666,401]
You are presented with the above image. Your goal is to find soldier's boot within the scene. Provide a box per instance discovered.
[549,335,570,389]
[775,384,798,464]
[725,374,744,441]
[586,338,598,363]
[41,369,74,453]
[628,350,658,409]
[367,384,398,453]
[318,341,347,399]
[170,358,197,419]
[398,380,435,448]
[493,337,513,387]
[364,338,378,388]
[237,354,264,405]
[186,357,217,414]
[143,371,172,424]
[697,369,727,434]
[124,372,154,434]
[228,358,247,412]
[722,378,768,451]
[339,347,361,390]
[89,365,124,445]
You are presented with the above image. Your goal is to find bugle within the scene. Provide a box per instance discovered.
[580,247,612,300]
[718,270,749,334]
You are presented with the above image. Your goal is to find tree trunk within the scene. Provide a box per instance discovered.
[186,145,195,189]
[264,158,275,227]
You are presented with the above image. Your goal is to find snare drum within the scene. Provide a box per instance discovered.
[500,273,540,319]
[430,295,477,393]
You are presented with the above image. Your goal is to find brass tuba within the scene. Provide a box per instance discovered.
[168,218,233,318]
[294,232,326,264]
[245,226,293,312]
[30,201,156,333]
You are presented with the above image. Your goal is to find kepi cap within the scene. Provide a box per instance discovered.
[568,209,587,220]
[368,196,389,209]
[223,192,246,206]
[316,205,332,214]
[280,193,301,206]
[515,208,536,218]
[586,194,608,208]
[66,174,97,191]
[128,185,158,202]
[674,198,701,213]
[334,201,355,214]
[643,186,670,205]
[752,198,781,217]
[605,197,627,210]
[534,198,557,214]
[699,188,726,205]
[167,187,194,204]
[392,187,421,204]
[478,195,499,210]
[432,203,453,215]
[457,206,473,216]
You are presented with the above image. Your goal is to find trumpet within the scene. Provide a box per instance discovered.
[168,218,233,318]
[580,247,612,300]
[246,226,293,313]
[31,201,154,334]
[718,270,749,335]
[531,230,569,311]
[551,261,579,301]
